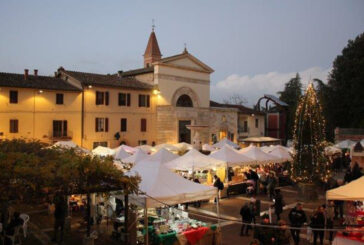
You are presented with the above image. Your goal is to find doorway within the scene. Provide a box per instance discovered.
[178,120,191,143]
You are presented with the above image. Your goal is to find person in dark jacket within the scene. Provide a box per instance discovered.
[272,189,284,221]
[289,203,307,245]
[276,220,292,245]
[267,173,276,200]
[52,192,67,243]
[311,206,325,245]
[240,203,253,236]
[254,214,276,245]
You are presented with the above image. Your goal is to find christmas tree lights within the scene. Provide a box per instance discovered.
[291,83,330,183]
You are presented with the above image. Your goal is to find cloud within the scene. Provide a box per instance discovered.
[211,66,331,106]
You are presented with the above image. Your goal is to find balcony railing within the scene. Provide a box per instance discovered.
[50,131,73,140]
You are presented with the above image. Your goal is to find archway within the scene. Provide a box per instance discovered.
[176,94,193,107]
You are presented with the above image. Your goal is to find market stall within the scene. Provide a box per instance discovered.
[155,144,180,153]
[51,140,90,154]
[135,144,156,154]
[123,159,220,245]
[212,138,239,149]
[114,144,136,154]
[92,146,116,157]
[327,177,364,245]
[122,149,149,165]
[210,145,255,196]
[164,149,226,184]
[114,147,130,161]
[140,148,179,165]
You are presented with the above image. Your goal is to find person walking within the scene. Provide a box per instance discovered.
[240,203,253,236]
[276,220,292,245]
[213,175,224,202]
[311,206,325,245]
[326,201,335,244]
[288,203,307,245]
[267,173,276,200]
[254,214,276,245]
[272,189,284,222]
[52,192,67,243]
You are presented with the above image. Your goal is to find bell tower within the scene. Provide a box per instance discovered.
[143,23,162,67]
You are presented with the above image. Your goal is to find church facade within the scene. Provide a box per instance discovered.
[0,30,264,149]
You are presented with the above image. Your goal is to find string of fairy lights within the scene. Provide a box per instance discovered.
[291,83,330,183]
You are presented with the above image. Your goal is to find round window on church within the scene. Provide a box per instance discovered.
[176,94,193,107]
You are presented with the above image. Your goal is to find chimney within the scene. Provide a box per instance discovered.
[34,69,38,76]
[24,69,29,80]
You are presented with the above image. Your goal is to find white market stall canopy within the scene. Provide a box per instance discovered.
[260,145,275,153]
[164,149,225,171]
[52,141,90,154]
[114,147,130,161]
[324,146,342,156]
[154,143,179,152]
[239,145,280,164]
[139,148,179,165]
[335,139,357,149]
[122,149,148,164]
[92,146,115,157]
[326,176,364,201]
[135,145,155,154]
[125,160,217,208]
[114,144,136,154]
[212,138,239,149]
[202,144,217,152]
[268,146,293,162]
[174,142,193,151]
[210,145,254,167]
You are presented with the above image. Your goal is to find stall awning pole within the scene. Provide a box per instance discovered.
[144,197,149,245]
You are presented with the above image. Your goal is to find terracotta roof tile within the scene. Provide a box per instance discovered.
[0,72,81,91]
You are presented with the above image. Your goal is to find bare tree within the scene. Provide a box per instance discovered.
[223,94,248,105]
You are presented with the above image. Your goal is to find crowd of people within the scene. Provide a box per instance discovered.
[240,198,340,245]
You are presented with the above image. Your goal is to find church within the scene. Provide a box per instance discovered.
[0,30,265,149]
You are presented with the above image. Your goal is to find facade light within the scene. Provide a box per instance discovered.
[88,85,93,89]
[38,90,44,94]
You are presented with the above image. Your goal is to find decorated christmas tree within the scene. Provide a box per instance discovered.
[291,83,330,184]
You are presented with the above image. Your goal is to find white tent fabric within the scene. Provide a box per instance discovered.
[164,149,225,171]
[335,139,357,149]
[260,145,275,153]
[324,146,342,155]
[210,145,254,167]
[174,142,193,151]
[268,147,293,162]
[125,160,217,208]
[139,148,178,165]
[52,141,90,153]
[239,145,280,164]
[202,144,217,152]
[122,149,148,164]
[239,144,255,153]
[326,176,364,201]
[154,143,179,152]
[361,139,364,147]
[212,138,239,149]
[135,145,155,154]
[114,144,136,154]
[114,147,130,160]
[92,146,115,157]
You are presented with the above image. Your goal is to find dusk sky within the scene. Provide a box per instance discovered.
[1,0,363,105]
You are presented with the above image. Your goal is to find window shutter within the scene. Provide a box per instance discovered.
[127,93,131,106]
[15,120,18,133]
[118,93,121,106]
[95,118,98,132]
[105,118,109,132]
[63,121,68,136]
[138,95,141,107]
[141,119,146,132]
[105,92,109,105]
[147,95,150,107]
[96,92,99,105]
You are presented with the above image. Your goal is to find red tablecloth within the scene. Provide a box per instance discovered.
[183,227,209,245]
[333,233,364,245]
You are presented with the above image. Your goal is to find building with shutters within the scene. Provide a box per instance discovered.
[0,29,264,149]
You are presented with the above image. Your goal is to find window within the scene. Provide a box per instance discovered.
[56,93,64,105]
[120,118,127,132]
[211,134,217,144]
[9,91,18,104]
[138,94,150,107]
[244,121,248,132]
[93,142,107,149]
[255,118,259,128]
[176,94,193,107]
[53,120,67,137]
[9,119,18,133]
[96,91,109,105]
[141,118,147,132]
[138,140,147,145]
[228,132,234,142]
[95,118,109,132]
[118,93,131,106]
